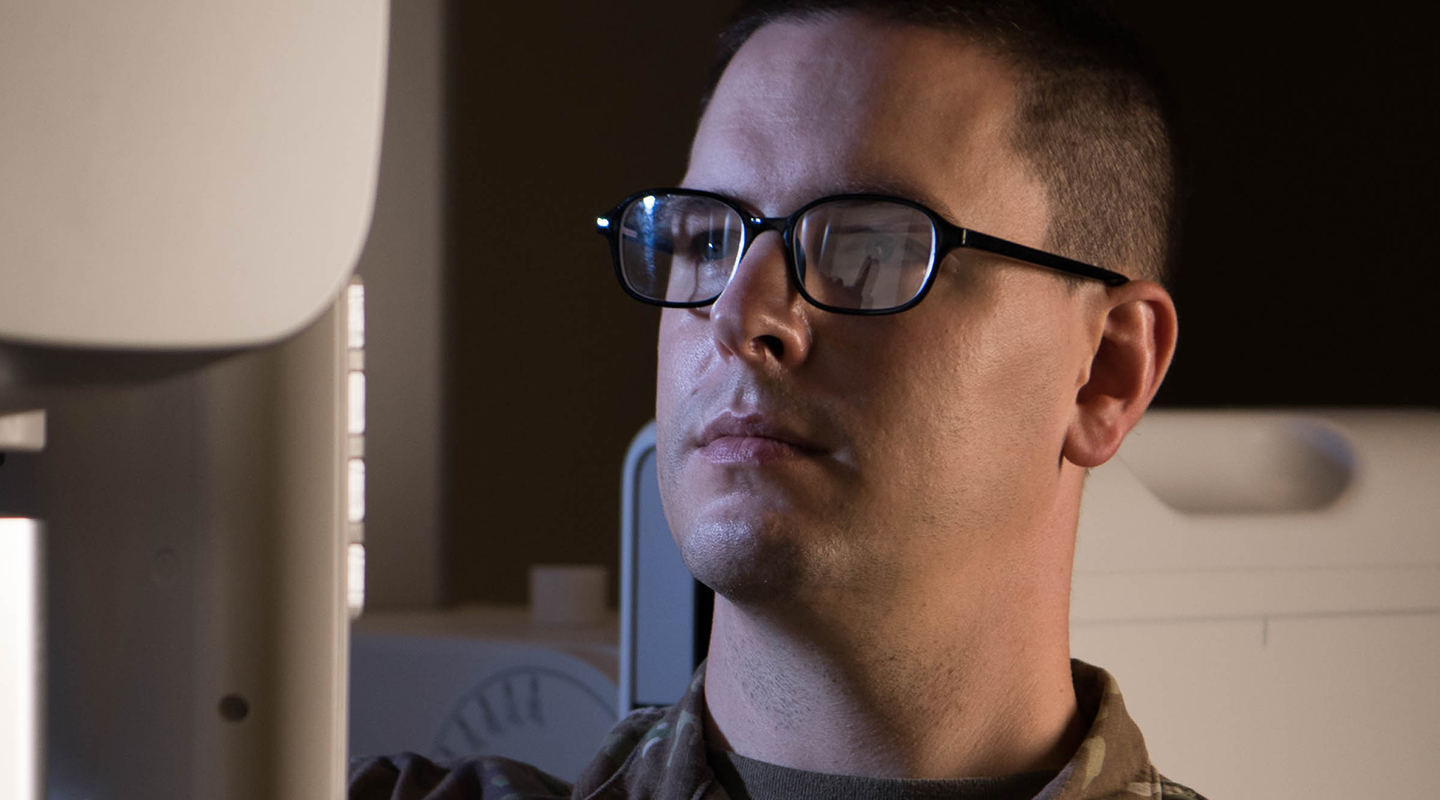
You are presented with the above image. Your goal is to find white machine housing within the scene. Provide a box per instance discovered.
[0,2,389,798]
[0,0,386,350]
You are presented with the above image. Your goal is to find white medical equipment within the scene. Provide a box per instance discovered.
[349,606,620,783]
[620,410,1440,800]
[0,1,389,797]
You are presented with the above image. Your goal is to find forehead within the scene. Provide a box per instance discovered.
[686,14,1042,230]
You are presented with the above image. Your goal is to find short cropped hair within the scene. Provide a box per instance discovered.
[699,0,1180,286]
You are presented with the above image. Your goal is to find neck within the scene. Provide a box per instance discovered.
[701,502,1086,779]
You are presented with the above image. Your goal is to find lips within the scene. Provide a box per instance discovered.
[696,412,823,464]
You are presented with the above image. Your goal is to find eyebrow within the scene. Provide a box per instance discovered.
[684,180,963,223]
[826,179,960,221]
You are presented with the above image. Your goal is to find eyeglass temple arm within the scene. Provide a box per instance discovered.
[960,229,1130,286]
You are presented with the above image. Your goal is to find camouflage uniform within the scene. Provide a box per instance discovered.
[349,659,1207,800]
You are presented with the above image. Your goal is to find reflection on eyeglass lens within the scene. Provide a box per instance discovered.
[799,202,934,309]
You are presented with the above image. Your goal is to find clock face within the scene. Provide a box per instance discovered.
[433,664,618,780]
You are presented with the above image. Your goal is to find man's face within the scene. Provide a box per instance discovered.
[655,16,1099,607]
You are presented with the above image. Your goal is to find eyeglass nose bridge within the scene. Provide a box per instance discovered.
[735,213,800,265]
[724,214,800,296]
[740,214,791,246]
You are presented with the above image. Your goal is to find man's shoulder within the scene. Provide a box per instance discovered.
[348,752,572,800]
[345,707,676,800]
[1087,773,1210,800]
[571,705,674,790]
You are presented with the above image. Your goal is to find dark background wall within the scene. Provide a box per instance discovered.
[1110,2,1440,408]
[443,2,1439,605]
[444,4,736,604]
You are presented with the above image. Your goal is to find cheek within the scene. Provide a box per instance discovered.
[655,313,680,420]
[655,311,708,425]
[944,271,1079,422]
[654,313,693,537]
[961,301,1077,456]
[980,320,1072,416]
[654,310,713,493]
[655,312,688,458]
[864,295,1079,521]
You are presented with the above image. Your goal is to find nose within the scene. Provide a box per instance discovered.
[709,231,812,368]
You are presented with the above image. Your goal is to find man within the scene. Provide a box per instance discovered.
[352,1,1202,797]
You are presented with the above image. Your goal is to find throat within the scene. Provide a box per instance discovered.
[701,594,1083,779]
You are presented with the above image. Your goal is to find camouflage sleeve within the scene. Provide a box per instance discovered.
[1159,777,1210,800]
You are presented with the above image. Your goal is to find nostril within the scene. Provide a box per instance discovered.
[754,334,785,360]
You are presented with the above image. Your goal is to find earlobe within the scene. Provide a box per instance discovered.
[1063,281,1177,468]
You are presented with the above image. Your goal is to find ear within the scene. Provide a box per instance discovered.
[1063,280,1178,468]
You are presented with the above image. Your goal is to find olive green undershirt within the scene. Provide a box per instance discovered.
[707,749,1059,800]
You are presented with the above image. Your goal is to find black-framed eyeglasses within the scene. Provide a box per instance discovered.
[596,188,1128,315]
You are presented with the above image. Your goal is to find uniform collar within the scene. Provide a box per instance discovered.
[574,659,1159,800]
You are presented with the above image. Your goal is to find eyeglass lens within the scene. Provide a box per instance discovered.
[618,194,938,311]
[619,195,743,304]
[794,200,935,311]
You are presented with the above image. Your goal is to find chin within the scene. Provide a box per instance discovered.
[673,505,881,612]
[674,513,815,605]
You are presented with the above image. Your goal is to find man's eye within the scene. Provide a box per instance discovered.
[686,231,733,262]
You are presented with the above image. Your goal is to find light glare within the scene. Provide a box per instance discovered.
[0,519,40,800]
[348,371,366,435]
[348,458,365,523]
[347,281,365,350]
[347,543,366,617]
